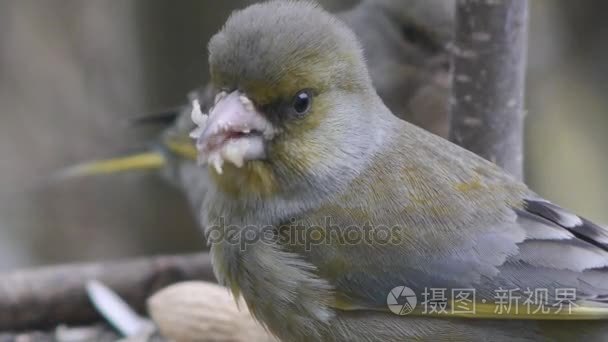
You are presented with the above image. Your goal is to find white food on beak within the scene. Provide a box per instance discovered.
[189,91,275,174]
[214,91,228,105]
[222,143,245,168]
[189,99,207,139]
[207,151,225,174]
[239,95,255,113]
[190,99,207,126]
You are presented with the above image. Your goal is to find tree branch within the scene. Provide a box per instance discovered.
[449,0,528,179]
[0,253,214,331]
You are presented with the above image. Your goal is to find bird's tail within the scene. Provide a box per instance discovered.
[55,151,167,180]
[53,137,197,180]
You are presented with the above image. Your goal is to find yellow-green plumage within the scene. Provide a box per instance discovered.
[195,1,608,341]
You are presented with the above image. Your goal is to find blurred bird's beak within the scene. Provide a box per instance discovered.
[190,91,275,174]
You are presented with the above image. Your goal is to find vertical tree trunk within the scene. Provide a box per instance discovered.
[450,0,528,180]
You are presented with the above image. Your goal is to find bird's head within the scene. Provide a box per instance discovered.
[191,1,385,198]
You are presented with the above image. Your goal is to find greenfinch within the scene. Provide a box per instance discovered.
[63,0,453,216]
[188,1,608,341]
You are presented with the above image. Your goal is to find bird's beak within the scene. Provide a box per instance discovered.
[190,91,275,174]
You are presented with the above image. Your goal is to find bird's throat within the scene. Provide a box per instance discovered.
[209,161,278,198]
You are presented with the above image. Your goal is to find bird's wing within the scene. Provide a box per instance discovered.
[481,198,608,318]
[304,195,608,320]
[521,199,608,249]
[493,198,608,304]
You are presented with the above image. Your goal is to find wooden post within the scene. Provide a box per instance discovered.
[450,0,528,180]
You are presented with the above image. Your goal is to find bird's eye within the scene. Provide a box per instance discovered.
[292,90,313,116]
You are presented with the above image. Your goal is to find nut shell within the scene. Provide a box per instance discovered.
[147,281,277,342]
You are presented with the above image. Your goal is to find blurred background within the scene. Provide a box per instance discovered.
[0,0,606,271]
